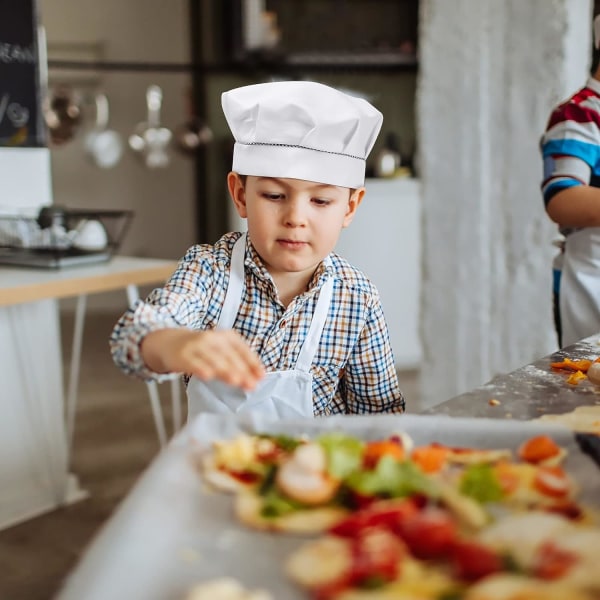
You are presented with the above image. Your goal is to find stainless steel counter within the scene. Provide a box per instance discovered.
[423,334,600,419]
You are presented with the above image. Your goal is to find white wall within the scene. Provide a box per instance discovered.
[417,0,592,408]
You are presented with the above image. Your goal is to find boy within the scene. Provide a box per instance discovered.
[110,80,405,419]
[540,15,600,347]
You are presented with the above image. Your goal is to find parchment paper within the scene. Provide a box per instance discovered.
[57,413,600,600]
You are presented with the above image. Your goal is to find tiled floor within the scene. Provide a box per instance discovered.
[0,311,421,600]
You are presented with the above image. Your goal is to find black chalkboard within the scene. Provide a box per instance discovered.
[0,0,46,147]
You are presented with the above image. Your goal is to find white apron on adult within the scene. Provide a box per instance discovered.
[560,227,600,346]
[186,233,333,421]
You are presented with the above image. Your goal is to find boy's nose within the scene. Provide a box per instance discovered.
[283,198,306,226]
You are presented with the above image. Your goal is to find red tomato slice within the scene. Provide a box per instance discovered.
[221,469,261,485]
[533,541,579,580]
[533,466,571,498]
[329,498,420,538]
[397,507,458,559]
[349,527,403,586]
[449,540,504,581]
[518,435,562,463]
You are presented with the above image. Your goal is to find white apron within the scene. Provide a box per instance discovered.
[186,233,333,421]
[559,227,600,346]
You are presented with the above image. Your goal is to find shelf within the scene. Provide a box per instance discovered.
[47,56,417,75]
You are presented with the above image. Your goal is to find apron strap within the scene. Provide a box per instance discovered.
[295,270,334,372]
[217,231,334,373]
[217,233,246,330]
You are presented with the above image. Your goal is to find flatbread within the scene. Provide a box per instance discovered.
[234,490,349,534]
[536,405,600,434]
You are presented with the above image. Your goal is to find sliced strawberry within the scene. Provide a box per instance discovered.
[449,540,504,581]
[533,541,579,580]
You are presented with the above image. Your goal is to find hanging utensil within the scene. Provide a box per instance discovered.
[43,85,82,146]
[128,85,172,169]
[173,87,213,156]
[84,93,124,169]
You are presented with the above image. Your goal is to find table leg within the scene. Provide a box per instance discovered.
[65,293,87,462]
[125,284,167,447]
[170,377,182,433]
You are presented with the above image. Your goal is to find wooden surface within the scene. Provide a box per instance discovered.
[0,256,177,306]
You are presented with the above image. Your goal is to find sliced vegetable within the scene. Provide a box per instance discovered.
[459,464,504,503]
[532,541,578,580]
[411,444,449,473]
[566,370,587,385]
[517,435,562,464]
[363,439,405,469]
[533,466,572,498]
[329,498,421,537]
[396,507,458,559]
[318,433,364,479]
[346,456,438,499]
[550,358,592,372]
[449,540,504,581]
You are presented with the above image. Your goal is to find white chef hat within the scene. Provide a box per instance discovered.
[221,81,383,188]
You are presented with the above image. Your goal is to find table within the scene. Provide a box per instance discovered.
[55,410,600,600]
[422,333,600,419]
[0,256,178,530]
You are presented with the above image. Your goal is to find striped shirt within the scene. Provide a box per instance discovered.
[109,232,405,416]
[540,77,600,236]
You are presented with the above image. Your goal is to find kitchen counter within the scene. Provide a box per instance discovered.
[0,255,177,306]
[422,334,600,419]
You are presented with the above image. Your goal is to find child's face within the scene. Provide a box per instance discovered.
[228,173,364,279]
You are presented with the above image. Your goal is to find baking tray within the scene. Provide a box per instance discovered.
[57,414,600,600]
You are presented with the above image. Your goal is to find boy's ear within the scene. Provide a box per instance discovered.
[227,172,248,218]
[343,187,365,228]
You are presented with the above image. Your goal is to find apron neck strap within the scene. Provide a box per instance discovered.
[217,232,334,372]
[295,274,333,372]
[217,233,246,330]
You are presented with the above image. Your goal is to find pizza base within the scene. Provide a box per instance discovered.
[536,405,600,434]
[201,454,253,493]
[234,490,349,534]
[464,573,594,600]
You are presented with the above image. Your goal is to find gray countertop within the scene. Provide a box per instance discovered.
[422,334,600,420]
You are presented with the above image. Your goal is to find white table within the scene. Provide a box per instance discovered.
[0,256,179,530]
[55,413,600,600]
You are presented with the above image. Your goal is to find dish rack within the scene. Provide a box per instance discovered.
[0,208,134,269]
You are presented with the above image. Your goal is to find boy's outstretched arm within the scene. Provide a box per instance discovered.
[141,328,265,391]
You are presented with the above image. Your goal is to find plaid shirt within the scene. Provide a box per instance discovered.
[110,232,405,416]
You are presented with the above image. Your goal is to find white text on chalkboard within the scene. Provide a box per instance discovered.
[0,43,35,64]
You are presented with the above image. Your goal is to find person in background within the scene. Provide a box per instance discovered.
[110,80,405,420]
[539,15,600,348]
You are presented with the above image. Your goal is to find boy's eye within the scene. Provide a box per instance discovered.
[262,192,284,200]
[312,197,331,206]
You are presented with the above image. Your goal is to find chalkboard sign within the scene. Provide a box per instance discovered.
[0,0,46,147]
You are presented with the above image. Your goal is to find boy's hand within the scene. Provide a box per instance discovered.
[141,328,265,391]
